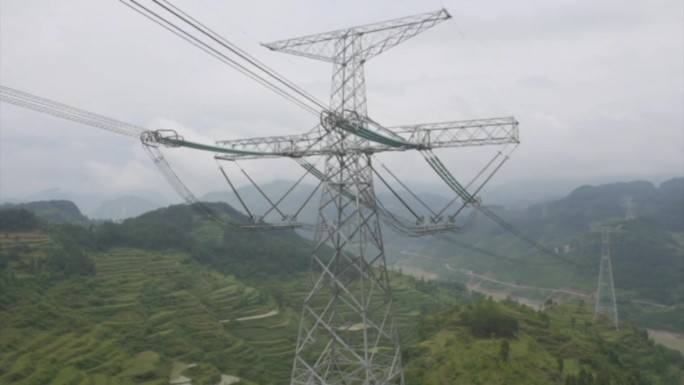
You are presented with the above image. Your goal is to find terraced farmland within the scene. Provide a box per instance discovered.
[0,228,465,384]
[0,230,53,276]
[0,233,298,384]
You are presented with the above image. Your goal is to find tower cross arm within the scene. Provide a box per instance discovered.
[262,9,451,62]
[215,116,518,161]
[389,116,519,149]
[214,125,327,160]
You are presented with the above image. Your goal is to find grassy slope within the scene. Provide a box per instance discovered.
[404,300,684,385]
[0,229,463,384]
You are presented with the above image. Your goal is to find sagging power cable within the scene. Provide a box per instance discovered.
[218,165,253,219]
[143,144,240,228]
[433,145,507,219]
[122,0,326,117]
[158,0,328,113]
[379,162,438,219]
[446,145,516,221]
[421,148,563,260]
[371,165,424,223]
[0,86,146,138]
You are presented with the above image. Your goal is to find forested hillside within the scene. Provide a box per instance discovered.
[1,200,90,226]
[525,178,684,236]
[0,204,467,384]
[405,299,684,384]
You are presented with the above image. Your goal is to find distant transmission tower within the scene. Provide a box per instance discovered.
[622,197,636,220]
[593,226,622,330]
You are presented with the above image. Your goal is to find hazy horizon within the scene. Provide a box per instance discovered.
[2,173,681,217]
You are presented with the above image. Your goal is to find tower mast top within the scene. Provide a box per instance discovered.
[263,9,451,63]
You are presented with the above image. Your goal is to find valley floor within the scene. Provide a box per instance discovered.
[395,251,684,354]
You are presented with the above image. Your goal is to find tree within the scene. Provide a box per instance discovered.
[578,368,595,385]
[595,369,611,385]
[0,208,40,231]
[46,238,95,277]
[499,339,510,362]
[460,301,519,338]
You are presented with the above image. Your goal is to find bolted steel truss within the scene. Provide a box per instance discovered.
[212,9,519,384]
[264,10,447,384]
[276,11,458,384]
[215,117,519,161]
[269,10,453,384]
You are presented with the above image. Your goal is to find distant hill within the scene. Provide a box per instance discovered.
[91,201,314,279]
[652,178,684,231]
[3,188,104,217]
[3,188,172,219]
[526,177,684,236]
[1,200,90,226]
[92,195,163,220]
[480,173,682,208]
[406,177,683,254]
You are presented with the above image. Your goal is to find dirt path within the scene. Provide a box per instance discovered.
[170,362,242,384]
[220,310,279,323]
[216,374,241,385]
[399,251,446,262]
[648,329,684,354]
[170,362,187,381]
[631,299,669,309]
[343,323,368,332]
[469,286,541,308]
[400,251,590,299]
[393,264,440,281]
[446,263,591,298]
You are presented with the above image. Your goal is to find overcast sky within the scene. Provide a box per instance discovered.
[1,0,682,203]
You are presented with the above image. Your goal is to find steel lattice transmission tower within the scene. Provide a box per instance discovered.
[259,11,453,384]
[594,226,621,330]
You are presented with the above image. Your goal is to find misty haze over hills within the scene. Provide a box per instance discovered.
[1,188,168,221]
[2,173,680,221]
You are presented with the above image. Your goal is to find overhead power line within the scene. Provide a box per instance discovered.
[121,0,327,116]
